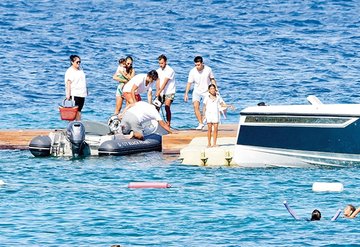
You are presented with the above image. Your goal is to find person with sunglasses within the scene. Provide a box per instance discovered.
[64,55,88,121]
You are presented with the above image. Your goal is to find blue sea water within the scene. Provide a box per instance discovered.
[1,0,360,246]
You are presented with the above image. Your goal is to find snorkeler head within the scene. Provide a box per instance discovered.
[311,209,321,221]
[344,204,356,217]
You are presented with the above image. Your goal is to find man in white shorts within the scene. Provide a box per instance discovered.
[122,70,158,105]
[154,54,176,127]
[184,56,217,129]
[119,101,172,140]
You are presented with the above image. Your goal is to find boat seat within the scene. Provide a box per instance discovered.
[83,120,111,136]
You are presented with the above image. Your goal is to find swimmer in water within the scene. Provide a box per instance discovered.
[343,204,360,219]
[310,209,321,221]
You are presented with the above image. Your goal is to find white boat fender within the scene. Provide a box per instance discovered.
[312,182,344,192]
[283,201,341,221]
[128,182,171,189]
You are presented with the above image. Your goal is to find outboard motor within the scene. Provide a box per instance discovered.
[66,121,86,157]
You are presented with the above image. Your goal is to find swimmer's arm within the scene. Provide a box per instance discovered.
[348,208,360,218]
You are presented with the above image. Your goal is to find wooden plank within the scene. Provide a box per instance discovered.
[0,130,53,150]
[162,124,238,154]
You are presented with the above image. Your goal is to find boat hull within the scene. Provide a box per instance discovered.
[234,101,360,167]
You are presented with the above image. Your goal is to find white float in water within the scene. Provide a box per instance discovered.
[312,182,343,192]
[0,180,5,186]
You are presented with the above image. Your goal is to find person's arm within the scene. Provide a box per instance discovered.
[130,84,138,103]
[113,73,128,83]
[66,80,71,100]
[155,78,161,97]
[157,77,170,97]
[184,82,192,102]
[158,120,172,134]
[118,103,135,120]
[220,102,235,110]
[349,208,360,218]
[210,77,216,86]
[147,89,152,104]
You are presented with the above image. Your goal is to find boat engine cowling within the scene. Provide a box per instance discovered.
[66,121,86,156]
[29,135,52,157]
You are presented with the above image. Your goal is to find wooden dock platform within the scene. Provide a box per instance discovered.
[0,130,53,150]
[0,124,238,154]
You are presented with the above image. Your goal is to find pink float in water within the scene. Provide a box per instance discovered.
[128,182,172,189]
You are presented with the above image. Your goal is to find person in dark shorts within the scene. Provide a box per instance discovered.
[65,55,88,120]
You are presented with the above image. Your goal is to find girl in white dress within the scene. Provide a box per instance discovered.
[203,84,233,147]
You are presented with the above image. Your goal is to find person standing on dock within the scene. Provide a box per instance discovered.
[65,55,88,121]
[184,56,217,130]
[154,54,176,127]
[203,84,230,147]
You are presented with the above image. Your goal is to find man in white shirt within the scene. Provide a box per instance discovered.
[123,70,158,105]
[184,56,217,129]
[119,101,172,140]
[154,54,176,127]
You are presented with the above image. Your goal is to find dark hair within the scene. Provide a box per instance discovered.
[347,204,356,215]
[125,56,134,73]
[69,55,80,65]
[194,56,203,63]
[310,209,321,221]
[118,58,126,64]
[158,54,167,62]
[148,70,158,81]
[125,55,133,62]
[208,83,217,90]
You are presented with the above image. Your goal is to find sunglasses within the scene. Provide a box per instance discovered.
[75,61,81,64]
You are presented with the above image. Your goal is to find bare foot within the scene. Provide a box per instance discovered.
[207,144,211,148]
[212,144,219,147]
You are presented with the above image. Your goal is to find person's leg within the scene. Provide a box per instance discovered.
[193,101,202,123]
[164,98,172,126]
[212,123,219,146]
[76,112,81,121]
[192,91,204,129]
[123,92,135,105]
[114,96,122,114]
[74,96,85,121]
[207,123,212,147]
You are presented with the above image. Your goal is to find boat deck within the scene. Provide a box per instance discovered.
[0,124,238,154]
